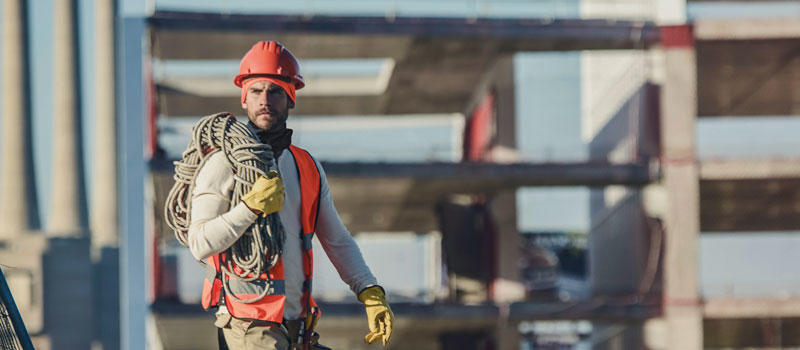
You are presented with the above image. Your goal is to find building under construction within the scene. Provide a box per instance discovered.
[1,0,799,349]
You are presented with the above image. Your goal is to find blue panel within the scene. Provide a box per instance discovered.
[118,16,146,350]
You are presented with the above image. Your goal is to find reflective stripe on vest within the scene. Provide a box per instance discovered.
[200,145,321,323]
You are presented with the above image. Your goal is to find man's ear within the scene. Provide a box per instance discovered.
[241,102,248,110]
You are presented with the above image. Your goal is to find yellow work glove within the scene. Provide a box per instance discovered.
[358,286,394,346]
[240,170,284,216]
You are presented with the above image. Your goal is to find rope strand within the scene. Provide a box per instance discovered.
[164,113,284,303]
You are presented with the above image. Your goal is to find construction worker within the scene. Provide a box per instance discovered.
[186,41,393,349]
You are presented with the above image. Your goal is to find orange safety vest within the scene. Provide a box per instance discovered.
[201,145,321,323]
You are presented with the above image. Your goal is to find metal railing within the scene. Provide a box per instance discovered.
[0,267,33,350]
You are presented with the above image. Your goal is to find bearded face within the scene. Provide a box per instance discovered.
[241,80,293,131]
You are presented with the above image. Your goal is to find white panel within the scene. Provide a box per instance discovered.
[580,50,650,164]
[700,233,800,298]
[580,50,647,144]
[579,0,658,20]
[313,232,443,303]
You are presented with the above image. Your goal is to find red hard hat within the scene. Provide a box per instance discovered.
[234,41,304,90]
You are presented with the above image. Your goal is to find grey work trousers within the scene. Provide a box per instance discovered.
[215,313,290,350]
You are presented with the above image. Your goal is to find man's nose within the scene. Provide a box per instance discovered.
[255,92,268,106]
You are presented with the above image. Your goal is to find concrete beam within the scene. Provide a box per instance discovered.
[148,13,661,55]
[152,32,412,60]
[700,159,800,180]
[323,161,656,184]
[152,158,656,186]
[510,299,661,321]
[704,297,800,319]
[695,18,800,41]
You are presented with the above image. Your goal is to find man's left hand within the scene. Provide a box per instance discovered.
[358,286,393,346]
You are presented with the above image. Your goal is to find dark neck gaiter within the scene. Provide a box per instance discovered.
[250,121,293,158]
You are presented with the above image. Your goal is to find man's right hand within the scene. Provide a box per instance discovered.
[241,170,284,216]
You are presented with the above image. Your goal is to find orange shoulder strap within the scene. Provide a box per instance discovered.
[288,145,321,234]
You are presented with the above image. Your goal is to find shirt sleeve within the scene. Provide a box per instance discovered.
[187,152,259,260]
[313,159,379,295]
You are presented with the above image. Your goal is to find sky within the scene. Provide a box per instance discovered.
[2,0,800,299]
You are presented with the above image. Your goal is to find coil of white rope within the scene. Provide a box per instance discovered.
[164,112,285,303]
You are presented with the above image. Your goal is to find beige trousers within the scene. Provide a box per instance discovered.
[215,313,290,350]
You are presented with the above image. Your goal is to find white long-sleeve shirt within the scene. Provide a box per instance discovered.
[187,148,377,319]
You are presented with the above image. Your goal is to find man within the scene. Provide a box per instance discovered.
[186,41,393,349]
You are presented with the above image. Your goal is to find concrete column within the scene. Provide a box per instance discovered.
[91,2,121,349]
[476,57,524,350]
[483,57,525,305]
[49,0,86,236]
[0,0,35,237]
[43,1,94,349]
[489,192,525,304]
[651,25,703,350]
[92,0,119,249]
